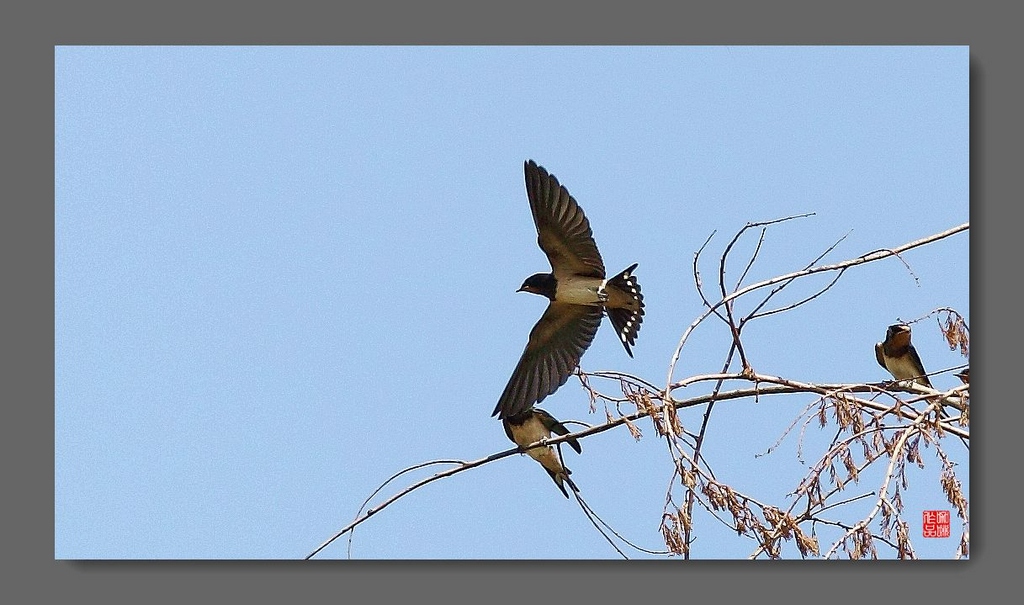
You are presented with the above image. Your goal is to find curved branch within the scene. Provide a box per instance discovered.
[666,222,968,391]
[305,449,522,559]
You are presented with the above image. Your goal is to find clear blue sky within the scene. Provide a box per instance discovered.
[55,46,968,559]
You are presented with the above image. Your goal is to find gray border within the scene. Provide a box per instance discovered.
[27,0,1010,601]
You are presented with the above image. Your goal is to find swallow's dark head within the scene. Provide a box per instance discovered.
[517,272,557,300]
[886,323,912,347]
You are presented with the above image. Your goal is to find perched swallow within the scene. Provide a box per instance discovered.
[492,160,645,420]
[875,323,933,388]
[955,367,969,385]
[503,407,582,498]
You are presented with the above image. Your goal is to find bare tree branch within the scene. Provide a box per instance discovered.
[311,220,968,560]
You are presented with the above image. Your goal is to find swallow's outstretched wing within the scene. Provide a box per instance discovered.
[525,160,605,280]
[492,302,603,419]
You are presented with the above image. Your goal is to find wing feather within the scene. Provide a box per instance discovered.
[525,160,605,279]
[492,303,604,419]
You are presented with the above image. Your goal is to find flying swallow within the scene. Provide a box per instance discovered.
[503,407,582,498]
[875,323,933,388]
[492,160,645,420]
